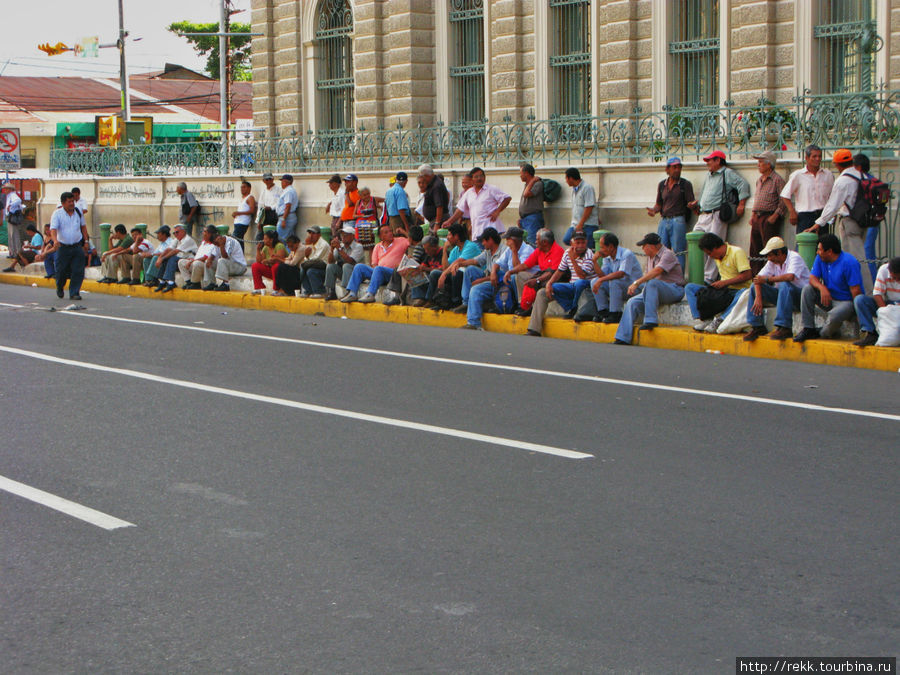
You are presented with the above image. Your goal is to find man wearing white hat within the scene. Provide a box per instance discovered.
[743,236,810,342]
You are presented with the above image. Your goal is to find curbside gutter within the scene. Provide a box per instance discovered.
[3,273,899,373]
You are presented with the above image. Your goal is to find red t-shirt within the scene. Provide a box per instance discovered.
[523,242,564,271]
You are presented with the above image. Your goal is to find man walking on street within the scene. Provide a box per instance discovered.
[48,191,90,300]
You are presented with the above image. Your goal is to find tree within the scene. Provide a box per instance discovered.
[167,20,252,81]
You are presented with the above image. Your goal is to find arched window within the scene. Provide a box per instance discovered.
[315,0,354,132]
[549,0,591,120]
[448,0,484,127]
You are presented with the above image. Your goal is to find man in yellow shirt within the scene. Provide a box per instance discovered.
[685,232,752,332]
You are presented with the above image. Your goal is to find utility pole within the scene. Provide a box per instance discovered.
[219,0,227,132]
[118,0,130,121]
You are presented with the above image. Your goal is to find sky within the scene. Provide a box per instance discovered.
[0,0,252,79]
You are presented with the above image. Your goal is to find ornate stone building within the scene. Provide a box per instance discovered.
[250,0,900,137]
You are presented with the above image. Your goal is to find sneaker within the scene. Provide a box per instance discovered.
[460,323,482,330]
[853,330,879,347]
[593,309,610,323]
[96,276,110,283]
[451,303,468,313]
[602,311,623,324]
[705,316,723,333]
[340,292,358,303]
[308,293,324,299]
[639,322,657,331]
[768,326,792,341]
[743,325,768,342]
[792,327,820,343]
[693,318,712,332]
[525,329,541,337]
[298,291,309,298]
[251,289,263,295]
[358,292,376,303]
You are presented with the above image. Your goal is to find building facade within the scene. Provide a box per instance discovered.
[251,0,900,137]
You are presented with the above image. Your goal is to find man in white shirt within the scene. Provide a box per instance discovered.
[277,174,299,242]
[212,233,248,291]
[48,190,90,300]
[814,148,869,292]
[780,144,833,235]
[743,236,811,342]
[154,224,197,293]
[442,167,511,238]
[853,256,900,347]
[324,174,345,238]
[325,224,365,300]
[126,227,151,285]
[178,225,220,290]
[296,225,332,297]
[256,172,282,242]
[71,187,88,219]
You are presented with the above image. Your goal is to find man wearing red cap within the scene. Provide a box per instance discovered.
[814,148,871,292]
[687,150,750,282]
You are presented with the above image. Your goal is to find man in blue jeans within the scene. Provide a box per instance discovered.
[647,157,694,271]
[517,163,544,245]
[457,227,505,328]
[562,167,599,249]
[853,256,900,347]
[743,236,810,342]
[613,233,685,344]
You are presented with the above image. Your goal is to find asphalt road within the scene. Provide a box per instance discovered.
[1,285,898,673]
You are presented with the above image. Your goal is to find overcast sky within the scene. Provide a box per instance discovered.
[1,0,252,79]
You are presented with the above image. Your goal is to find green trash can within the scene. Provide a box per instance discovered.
[437,227,449,246]
[99,223,112,252]
[796,232,819,270]
[134,223,148,237]
[685,230,706,285]
[263,225,277,238]
[593,229,611,248]
[319,228,332,245]
[216,225,229,237]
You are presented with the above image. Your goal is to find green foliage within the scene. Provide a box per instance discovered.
[167,20,252,81]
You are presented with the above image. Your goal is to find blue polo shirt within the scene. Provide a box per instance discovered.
[448,239,481,264]
[601,246,642,282]
[811,251,863,302]
[384,183,410,217]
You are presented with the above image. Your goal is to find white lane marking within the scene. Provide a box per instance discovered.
[0,475,135,531]
[0,345,593,460]
[3,301,899,423]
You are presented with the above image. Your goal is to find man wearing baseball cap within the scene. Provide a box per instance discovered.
[647,156,694,270]
[324,174,345,238]
[743,236,810,342]
[687,149,750,282]
[813,148,871,292]
[748,150,787,275]
[256,172,282,243]
[340,174,360,226]
[384,171,411,236]
[276,174,299,241]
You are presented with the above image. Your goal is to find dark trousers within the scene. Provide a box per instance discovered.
[749,211,783,275]
[796,210,823,237]
[56,244,86,297]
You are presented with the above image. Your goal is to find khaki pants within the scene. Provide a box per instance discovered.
[178,258,215,286]
[693,211,727,283]
[215,258,247,283]
[839,216,871,293]
[101,253,131,280]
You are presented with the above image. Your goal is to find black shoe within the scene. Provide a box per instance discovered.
[116,278,129,284]
[202,284,216,291]
[514,307,531,317]
[56,288,64,298]
[451,303,468,314]
[573,314,594,323]
[639,322,657,331]
[853,330,878,347]
[602,311,622,324]
[564,308,577,319]
[325,292,338,301]
[792,327,820,343]
[743,325,768,342]
[70,294,82,301]
[613,338,629,345]
[128,279,141,285]
[153,283,166,292]
[161,284,174,293]
[214,283,230,292]
[525,329,541,337]
[2,266,16,273]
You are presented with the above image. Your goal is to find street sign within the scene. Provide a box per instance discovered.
[0,128,21,171]
[75,36,99,58]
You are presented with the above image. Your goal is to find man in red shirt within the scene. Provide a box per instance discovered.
[341,223,409,303]
[503,228,565,315]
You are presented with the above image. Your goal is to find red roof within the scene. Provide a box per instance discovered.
[0,76,251,121]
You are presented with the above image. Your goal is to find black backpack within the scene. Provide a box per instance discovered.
[541,178,562,203]
[846,173,891,229]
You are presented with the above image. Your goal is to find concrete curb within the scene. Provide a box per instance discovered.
[3,273,899,373]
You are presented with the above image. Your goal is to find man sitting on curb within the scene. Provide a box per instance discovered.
[326,225,365,300]
[125,228,151,285]
[853,256,900,347]
[153,224,197,293]
[296,226,331,297]
[143,225,174,287]
[613,233,686,344]
[503,228,565,316]
[403,228,444,306]
[526,230,597,337]
[97,224,133,283]
[179,225,220,290]
[684,233,752,333]
[495,226,535,310]
[341,223,409,303]
[743,236,810,342]
[793,234,863,342]
[458,227,505,328]
[434,223,481,308]
[211,232,248,292]
[576,232,642,324]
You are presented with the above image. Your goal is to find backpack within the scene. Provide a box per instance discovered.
[541,178,562,203]
[847,173,891,229]
[492,282,516,314]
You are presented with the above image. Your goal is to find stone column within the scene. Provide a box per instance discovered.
[251,0,277,135]
[383,0,437,129]
[597,0,652,114]
[731,0,795,106]
[272,0,303,135]
[489,0,535,121]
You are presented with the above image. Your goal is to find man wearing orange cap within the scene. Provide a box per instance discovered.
[814,148,870,292]
[687,150,750,282]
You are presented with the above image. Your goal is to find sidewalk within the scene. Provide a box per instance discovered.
[3,271,898,373]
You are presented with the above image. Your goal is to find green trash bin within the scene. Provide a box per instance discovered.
[263,225,277,237]
[593,229,611,248]
[796,232,819,270]
[319,228,332,245]
[134,223,148,237]
[99,223,112,252]
[685,230,706,285]
[216,225,229,237]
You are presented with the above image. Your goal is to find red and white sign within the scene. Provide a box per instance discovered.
[0,128,21,170]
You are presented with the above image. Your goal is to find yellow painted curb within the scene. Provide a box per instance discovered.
[3,273,899,372]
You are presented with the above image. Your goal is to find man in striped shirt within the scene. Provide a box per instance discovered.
[526,230,597,337]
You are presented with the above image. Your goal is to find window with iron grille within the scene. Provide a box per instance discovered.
[448,0,484,127]
[549,0,591,121]
[814,0,877,93]
[315,0,354,133]
[668,0,719,108]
